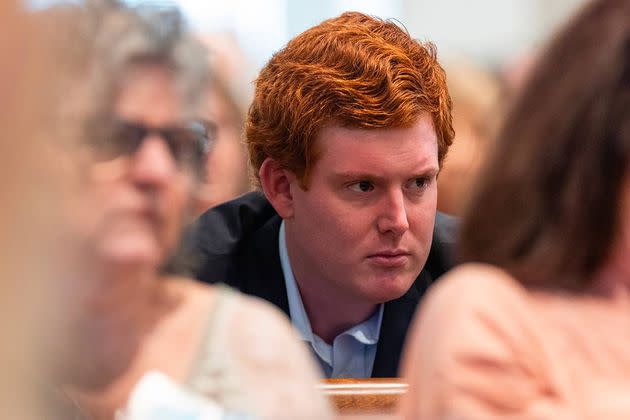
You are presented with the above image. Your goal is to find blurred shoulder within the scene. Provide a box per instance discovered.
[400,269,558,419]
[415,263,536,342]
[218,289,334,417]
[225,290,298,342]
[404,263,542,378]
[426,263,528,309]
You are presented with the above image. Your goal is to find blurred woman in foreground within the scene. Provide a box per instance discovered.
[0,1,88,418]
[399,0,630,418]
[54,2,331,418]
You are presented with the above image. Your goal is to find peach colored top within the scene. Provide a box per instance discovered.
[398,264,630,420]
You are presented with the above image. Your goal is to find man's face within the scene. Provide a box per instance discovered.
[284,113,439,306]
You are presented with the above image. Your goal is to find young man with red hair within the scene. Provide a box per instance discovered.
[192,12,456,378]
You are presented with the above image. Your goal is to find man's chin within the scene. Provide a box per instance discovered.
[362,276,415,304]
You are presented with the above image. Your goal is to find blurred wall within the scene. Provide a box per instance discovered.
[402,0,589,66]
[106,0,591,71]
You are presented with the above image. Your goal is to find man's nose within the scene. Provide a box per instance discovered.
[376,189,410,237]
[129,134,177,188]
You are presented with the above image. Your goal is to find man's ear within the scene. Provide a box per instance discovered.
[259,158,297,219]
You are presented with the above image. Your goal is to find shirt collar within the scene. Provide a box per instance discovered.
[279,221,317,345]
[279,221,384,346]
[342,307,383,345]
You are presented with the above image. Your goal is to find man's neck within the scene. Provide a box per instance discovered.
[296,276,378,344]
[283,230,379,344]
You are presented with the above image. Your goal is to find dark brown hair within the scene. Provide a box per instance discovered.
[246,11,454,187]
[459,0,630,291]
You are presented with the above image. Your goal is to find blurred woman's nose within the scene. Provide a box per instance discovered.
[129,134,177,189]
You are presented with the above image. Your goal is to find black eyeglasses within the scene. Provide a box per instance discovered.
[92,118,216,173]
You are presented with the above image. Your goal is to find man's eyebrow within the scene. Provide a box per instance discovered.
[415,168,440,178]
[329,172,385,182]
[330,168,439,182]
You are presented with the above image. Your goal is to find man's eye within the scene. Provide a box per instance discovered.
[348,181,374,193]
[408,177,430,190]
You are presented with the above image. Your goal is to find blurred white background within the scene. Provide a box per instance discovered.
[28,0,590,70]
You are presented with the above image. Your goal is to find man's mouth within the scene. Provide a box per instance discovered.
[366,250,411,267]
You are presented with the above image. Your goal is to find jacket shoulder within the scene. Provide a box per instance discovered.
[434,211,458,246]
[188,192,281,285]
[425,212,459,278]
[194,191,277,255]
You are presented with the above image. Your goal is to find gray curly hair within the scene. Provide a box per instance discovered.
[83,0,209,118]
[45,0,208,144]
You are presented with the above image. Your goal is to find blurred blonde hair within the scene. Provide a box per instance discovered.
[437,58,502,215]
[195,34,253,212]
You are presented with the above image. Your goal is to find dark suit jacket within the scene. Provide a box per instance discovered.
[190,191,457,377]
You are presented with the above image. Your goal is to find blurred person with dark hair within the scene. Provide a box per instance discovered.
[191,12,456,379]
[50,2,331,418]
[399,0,630,418]
[194,34,253,214]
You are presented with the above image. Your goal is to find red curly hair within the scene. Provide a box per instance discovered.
[247,11,454,187]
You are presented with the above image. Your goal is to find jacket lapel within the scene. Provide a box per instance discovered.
[371,272,426,377]
[238,215,291,317]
